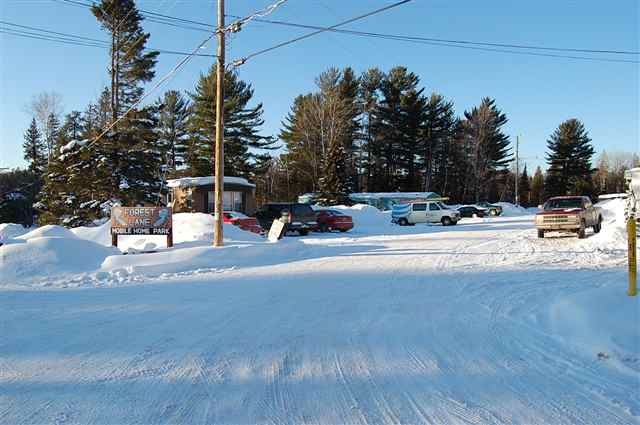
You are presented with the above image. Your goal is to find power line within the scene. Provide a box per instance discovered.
[0,20,216,57]
[50,0,639,60]
[233,0,413,66]
[226,14,640,56]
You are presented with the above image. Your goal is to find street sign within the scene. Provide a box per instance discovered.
[111,206,173,247]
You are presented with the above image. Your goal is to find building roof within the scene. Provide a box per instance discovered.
[349,192,441,199]
[166,176,255,189]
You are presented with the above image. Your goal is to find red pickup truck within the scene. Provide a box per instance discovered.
[535,196,603,239]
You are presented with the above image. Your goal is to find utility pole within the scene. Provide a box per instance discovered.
[515,135,520,206]
[213,0,225,247]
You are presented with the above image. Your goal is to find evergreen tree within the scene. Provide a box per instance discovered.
[544,118,595,197]
[421,93,456,193]
[317,137,350,205]
[44,113,61,163]
[357,68,383,192]
[460,98,511,203]
[188,68,276,178]
[90,1,162,207]
[23,118,47,174]
[370,66,426,191]
[530,166,545,206]
[155,90,190,174]
[518,164,531,206]
[91,0,158,119]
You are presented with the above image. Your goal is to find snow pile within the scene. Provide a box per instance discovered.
[17,224,77,240]
[331,204,394,233]
[495,202,532,216]
[71,213,262,251]
[584,198,628,252]
[171,212,262,244]
[0,226,117,285]
[0,223,31,241]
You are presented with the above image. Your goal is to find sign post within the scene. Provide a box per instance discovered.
[629,217,637,297]
[111,206,173,249]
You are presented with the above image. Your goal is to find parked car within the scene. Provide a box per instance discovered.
[255,203,317,236]
[392,201,460,226]
[475,202,503,216]
[315,209,354,233]
[222,211,264,235]
[534,196,603,239]
[457,205,487,218]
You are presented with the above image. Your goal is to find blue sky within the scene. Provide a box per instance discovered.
[1,0,638,172]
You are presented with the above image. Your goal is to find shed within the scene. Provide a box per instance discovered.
[166,176,257,215]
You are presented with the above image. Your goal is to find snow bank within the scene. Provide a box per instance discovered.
[495,202,532,216]
[16,224,78,240]
[0,234,117,285]
[331,204,394,233]
[71,213,262,251]
[0,223,31,240]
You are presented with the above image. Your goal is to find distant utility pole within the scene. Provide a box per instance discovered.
[515,135,520,206]
[213,0,225,247]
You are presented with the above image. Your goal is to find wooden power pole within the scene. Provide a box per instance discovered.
[213,0,225,247]
[515,135,519,206]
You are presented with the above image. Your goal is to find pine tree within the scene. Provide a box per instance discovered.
[44,113,61,163]
[421,93,456,193]
[530,166,545,206]
[357,68,383,192]
[23,118,47,174]
[461,98,511,203]
[91,0,162,206]
[370,66,426,191]
[518,164,531,206]
[155,90,190,174]
[544,118,595,197]
[318,138,350,205]
[187,68,276,178]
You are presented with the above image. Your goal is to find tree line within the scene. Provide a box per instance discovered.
[3,0,638,226]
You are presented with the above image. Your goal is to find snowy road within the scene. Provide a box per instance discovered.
[1,214,639,424]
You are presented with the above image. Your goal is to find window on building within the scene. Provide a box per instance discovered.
[209,190,244,212]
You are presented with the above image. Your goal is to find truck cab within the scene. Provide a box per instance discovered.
[392,201,460,226]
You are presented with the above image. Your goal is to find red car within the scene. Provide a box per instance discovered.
[315,209,354,233]
[222,211,264,235]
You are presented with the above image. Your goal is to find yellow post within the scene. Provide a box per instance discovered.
[629,218,637,296]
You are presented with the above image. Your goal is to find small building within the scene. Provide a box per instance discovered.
[166,176,257,215]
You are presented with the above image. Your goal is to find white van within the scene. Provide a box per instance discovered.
[392,201,460,226]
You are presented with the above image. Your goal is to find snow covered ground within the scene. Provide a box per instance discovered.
[1,201,638,424]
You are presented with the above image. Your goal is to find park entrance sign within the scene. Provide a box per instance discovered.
[110,206,173,247]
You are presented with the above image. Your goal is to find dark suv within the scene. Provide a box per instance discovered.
[255,203,318,235]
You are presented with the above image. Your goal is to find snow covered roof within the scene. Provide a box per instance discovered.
[349,192,441,199]
[166,176,255,189]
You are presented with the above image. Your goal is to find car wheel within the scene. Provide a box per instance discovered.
[319,223,329,233]
[578,220,586,239]
[441,216,452,226]
[490,209,498,216]
[537,229,545,238]
[299,229,309,236]
[593,217,602,233]
[472,213,478,218]
[339,229,348,233]
[398,218,409,226]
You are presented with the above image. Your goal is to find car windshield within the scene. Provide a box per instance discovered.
[544,198,582,210]
[292,204,314,216]
[436,202,449,209]
[327,210,344,215]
